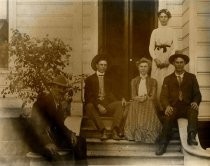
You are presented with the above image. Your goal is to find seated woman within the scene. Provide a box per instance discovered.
[124,58,162,143]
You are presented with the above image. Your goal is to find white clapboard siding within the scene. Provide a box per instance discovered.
[197,1,210,14]
[200,88,210,102]
[197,45,210,58]
[197,58,210,73]
[197,16,210,29]
[196,0,210,119]
[197,73,210,87]
[199,102,210,120]
[197,30,210,43]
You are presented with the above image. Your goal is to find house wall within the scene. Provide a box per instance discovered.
[180,0,210,120]
[194,0,210,120]
[5,0,98,103]
[1,0,210,160]
[1,0,210,118]
[8,0,98,75]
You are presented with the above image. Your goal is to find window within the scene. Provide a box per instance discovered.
[0,0,8,68]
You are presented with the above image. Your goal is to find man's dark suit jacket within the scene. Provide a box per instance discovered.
[30,93,69,146]
[84,73,117,107]
[26,93,86,160]
[160,72,202,109]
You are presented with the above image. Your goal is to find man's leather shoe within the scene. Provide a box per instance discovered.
[112,129,121,140]
[100,129,109,141]
[156,144,167,155]
[187,132,198,146]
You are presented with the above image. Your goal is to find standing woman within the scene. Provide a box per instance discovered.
[124,58,162,143]
[149,9,177,99]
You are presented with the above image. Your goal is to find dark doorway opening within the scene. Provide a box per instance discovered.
[99,0,158,99]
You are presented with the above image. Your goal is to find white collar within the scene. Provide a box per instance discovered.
[140,74,148,79]
[175,72,185,78]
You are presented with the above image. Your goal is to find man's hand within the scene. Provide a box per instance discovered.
[45,143,58,156]
[165,106,174,116]
[61,101,69,110]
[191,102,199,111]
[71,132,77,146]
[122,98,127,107]
[97,104,107,114]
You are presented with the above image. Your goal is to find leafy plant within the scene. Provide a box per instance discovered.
[2,29,83,103]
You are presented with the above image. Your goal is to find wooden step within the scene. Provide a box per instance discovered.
[88,150,183,158]
[87,156,184,166]
[87,139,181,153]
[0,155,28,166]
[86,138,182,159]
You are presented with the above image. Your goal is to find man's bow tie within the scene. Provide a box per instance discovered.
[98,75,104,76]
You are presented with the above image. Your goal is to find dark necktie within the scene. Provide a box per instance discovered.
[177,76,183,101]
[98,75,105,100]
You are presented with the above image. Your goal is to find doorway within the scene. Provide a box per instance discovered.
[99,0,158,99]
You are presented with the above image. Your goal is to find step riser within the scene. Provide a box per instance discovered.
[87,150,183,157]
[0,141,29,155]
[87,157,184,165]
[87,144,181,152]
[0,118,30,155]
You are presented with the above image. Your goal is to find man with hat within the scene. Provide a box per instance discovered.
[156,51,202,155]
[84,54,126,140]
[26,75,87,161]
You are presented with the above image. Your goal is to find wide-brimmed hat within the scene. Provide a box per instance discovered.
[169,51,190,64]
[50,75,68,87]
[91,54,108,71]
[136,57,152,68]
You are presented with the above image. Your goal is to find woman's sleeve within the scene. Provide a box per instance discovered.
[149,30,157,59]
[171,29,178,55]
[131,79,137,99]
[150,79,157,100]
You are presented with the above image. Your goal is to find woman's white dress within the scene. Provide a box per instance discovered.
[149,26,177,99]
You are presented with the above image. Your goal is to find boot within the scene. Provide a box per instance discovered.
[187,132,198,146]
[100,129,109,141]
[156,144,167,155]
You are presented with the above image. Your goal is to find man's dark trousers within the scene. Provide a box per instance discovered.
[159,101,198,145]
[85,101,123,132]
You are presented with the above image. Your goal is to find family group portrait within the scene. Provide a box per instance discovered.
[0,0,210,165]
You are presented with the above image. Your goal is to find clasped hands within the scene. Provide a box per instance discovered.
[154,58,169,69]
[133,95,148,103]
[45,132,77,156]
[164,102,199,116]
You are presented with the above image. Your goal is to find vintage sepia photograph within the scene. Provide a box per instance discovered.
[0,0,210,165]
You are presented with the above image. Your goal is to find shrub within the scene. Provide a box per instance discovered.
[1,29,82,104]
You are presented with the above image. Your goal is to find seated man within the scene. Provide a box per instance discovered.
[84,54,126,140]
[25,75,87,161]
[156,51,202,155]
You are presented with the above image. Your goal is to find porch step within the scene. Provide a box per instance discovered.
[87,138,181,154]
[81,116,180,140]
[0,118,30,156]
[86,138,183,165]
